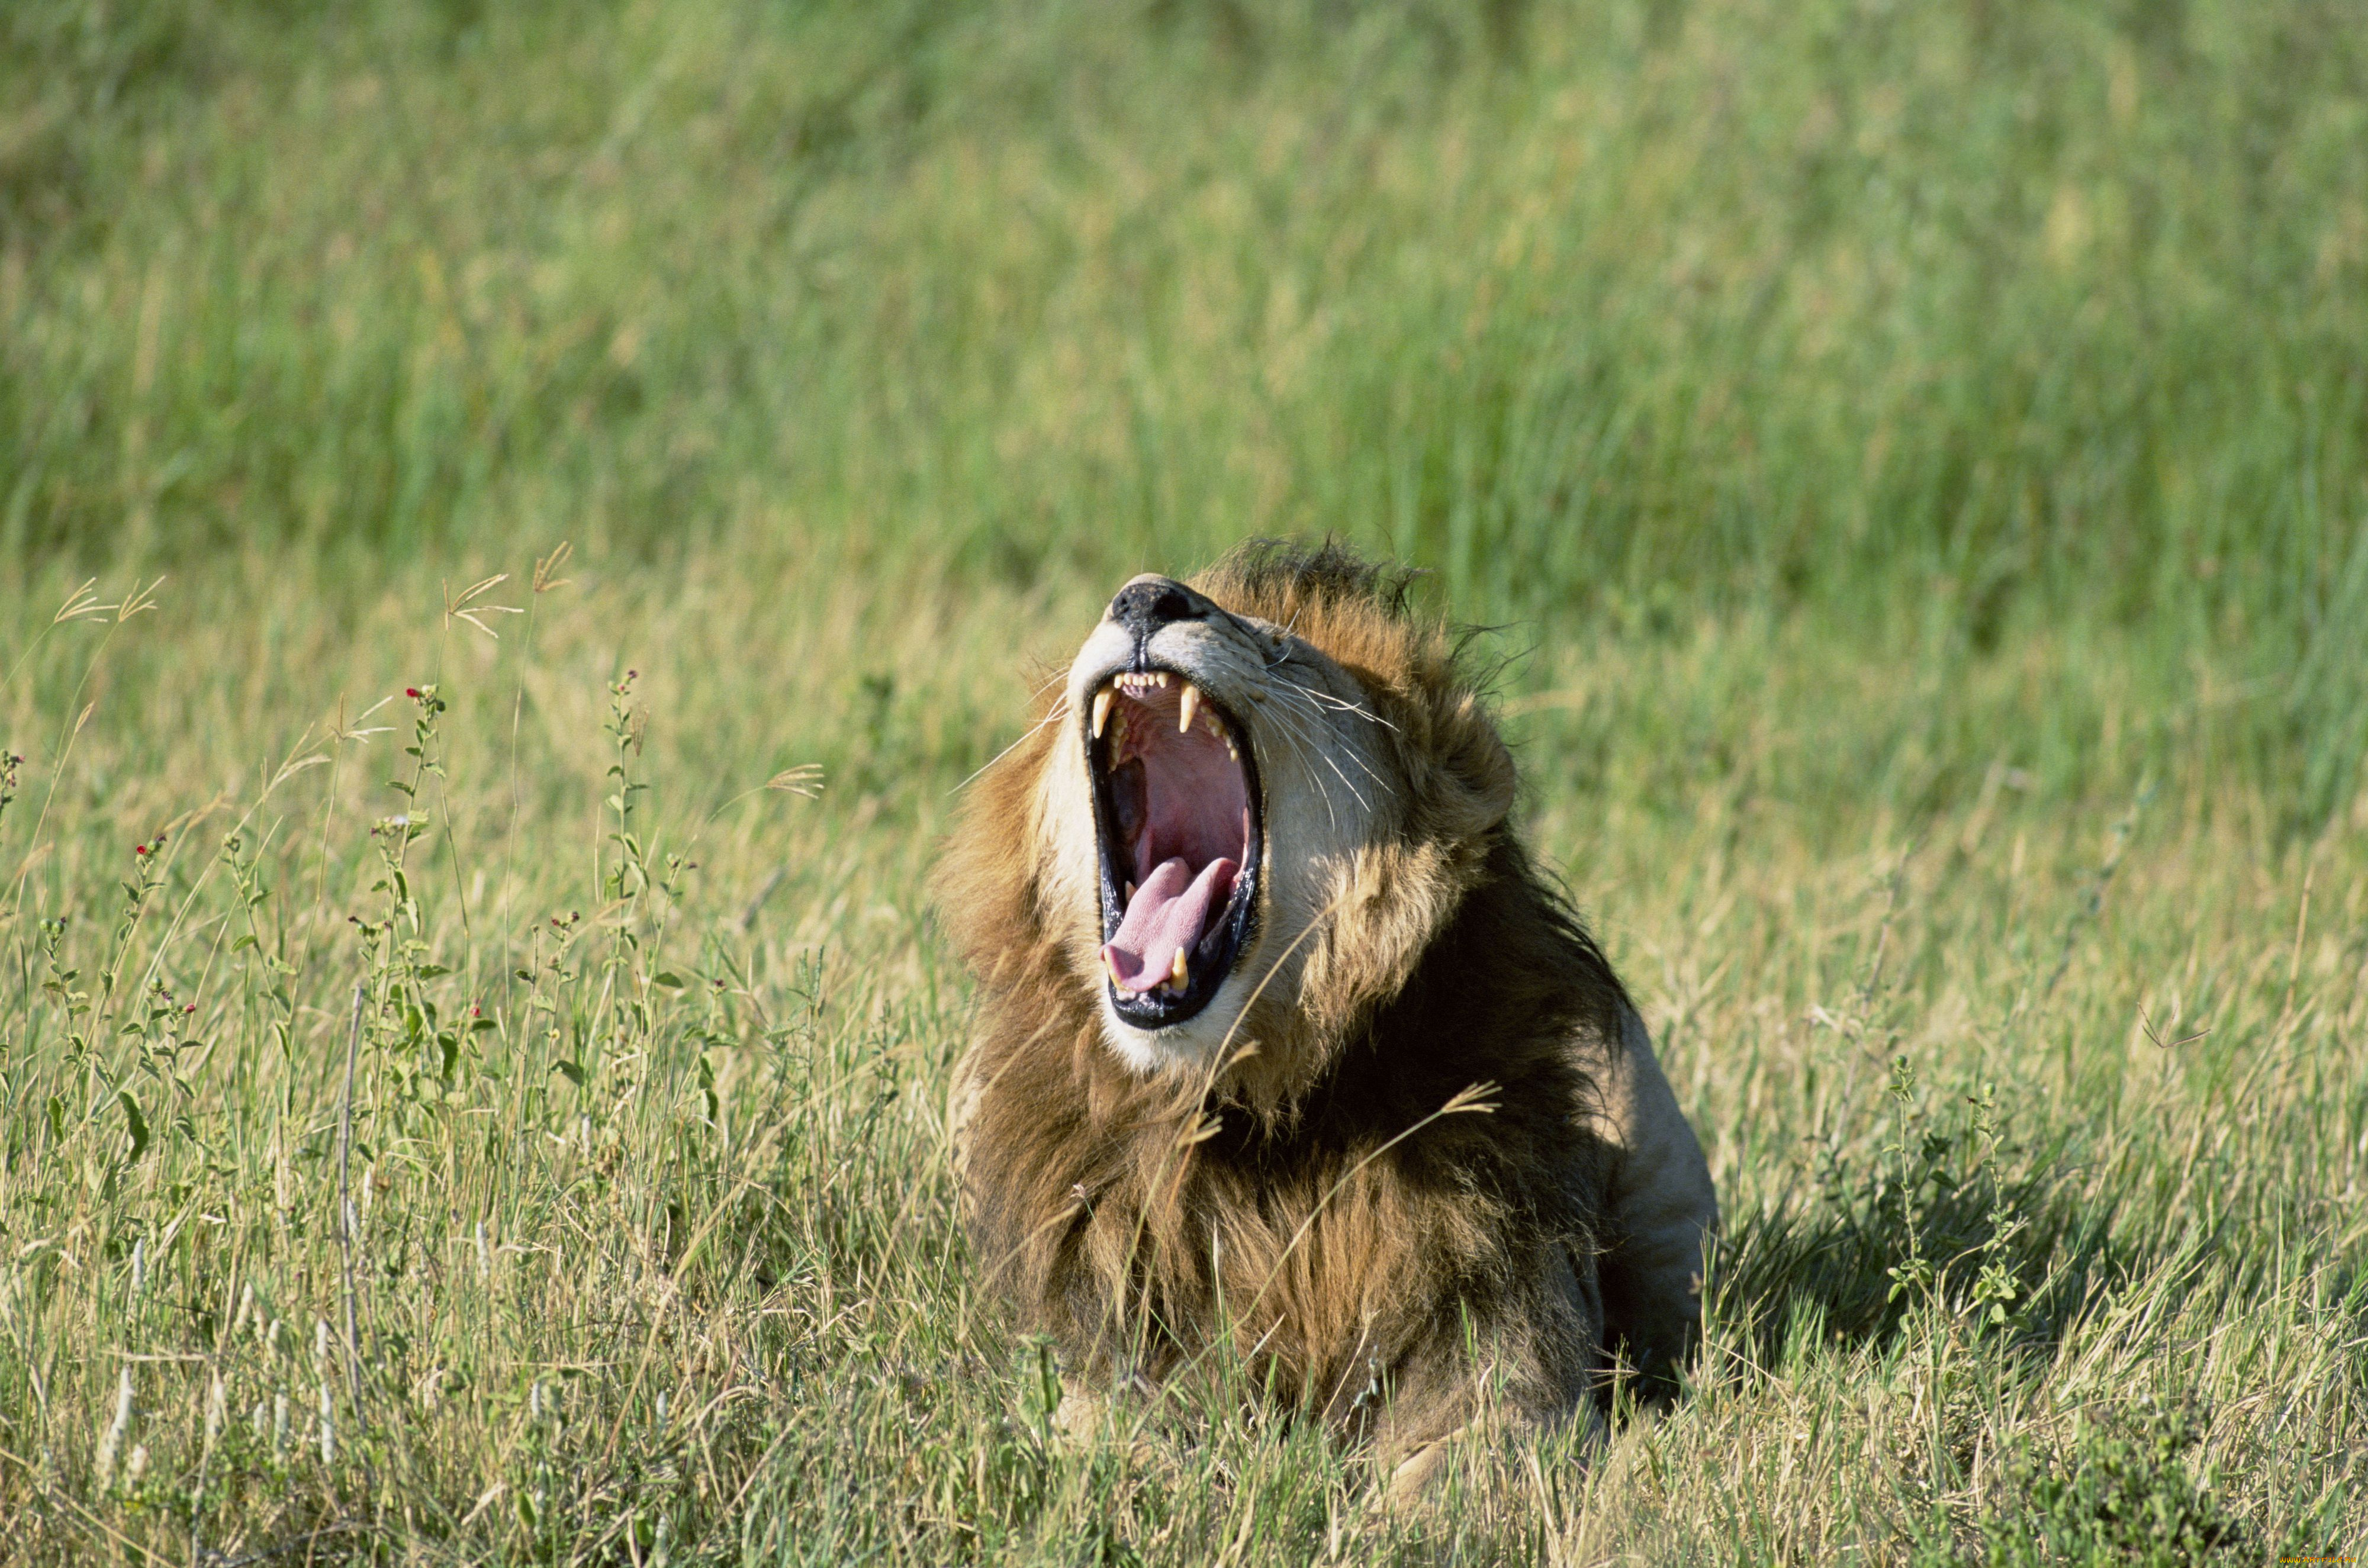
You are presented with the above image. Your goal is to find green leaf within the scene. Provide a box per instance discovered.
[652,972,685,990]
[118,1092,150,1161]
[552,1060,585,1087]
[231,933,259,953]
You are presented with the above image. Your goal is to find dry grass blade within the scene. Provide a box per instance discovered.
[532,542,574,594]
[443,575,525,639]
[114,577,166,623]
[329,694,397,745]
[2138,1007,2212,1052]
[51,578,114,625]
[766,765,825,798]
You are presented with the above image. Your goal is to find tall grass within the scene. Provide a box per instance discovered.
[0,0,2363,1560]
[0,539,2357,1561]
[7,5,2367,611]
[9,1,2364,820]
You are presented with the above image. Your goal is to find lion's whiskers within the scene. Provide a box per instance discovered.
[1260,694,1365,828]
[1272,674,1399,736]
[1270,680,1392,802]
[1275,699,1373,817]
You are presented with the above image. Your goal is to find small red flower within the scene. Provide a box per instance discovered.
[407,687,423,698]
[185,1003,197,1013]
[133,844,147,856]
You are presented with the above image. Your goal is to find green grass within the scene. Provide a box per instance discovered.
[0,1,2363,1561]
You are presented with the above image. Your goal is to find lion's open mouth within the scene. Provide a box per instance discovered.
[1086,667,1262,1029]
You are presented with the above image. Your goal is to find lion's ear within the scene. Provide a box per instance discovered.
[1404,691,1517,846]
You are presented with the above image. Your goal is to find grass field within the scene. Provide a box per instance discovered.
[2,1,2366,1561]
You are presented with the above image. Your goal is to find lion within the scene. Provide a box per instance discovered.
[938,541,1717,1495]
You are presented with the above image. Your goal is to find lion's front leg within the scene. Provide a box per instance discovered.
[1048,1372,1173,1474]
[1370,1246,1607,1506]
[1377,1400,1607,1509]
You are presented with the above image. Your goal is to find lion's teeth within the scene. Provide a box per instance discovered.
[1154,671,1168,688]
[1104,951,1123,987]
[1225,738,1238,761]
[1178,684,1199,734]
[1170,948,1188,986]
[1125,880,1135,902]
[1092,688,1114,738]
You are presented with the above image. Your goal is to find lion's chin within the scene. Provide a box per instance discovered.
[1095,981,1254,1075]
[1085,666,1263,1032]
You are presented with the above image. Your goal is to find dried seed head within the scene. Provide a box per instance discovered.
[95,1367,133,1490]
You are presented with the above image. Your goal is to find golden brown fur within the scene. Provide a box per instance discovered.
[938,542,1716,1483]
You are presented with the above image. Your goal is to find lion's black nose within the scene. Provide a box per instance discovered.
[1109,577,1209,640]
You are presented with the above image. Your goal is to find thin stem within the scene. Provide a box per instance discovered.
[337,981,365,1416]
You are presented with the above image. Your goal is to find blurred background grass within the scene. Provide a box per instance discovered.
[1,2,2365,1559]
[6,0,2366,825]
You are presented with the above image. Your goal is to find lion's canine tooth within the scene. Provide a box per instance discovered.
[1104,951,1123,987]
[1125,880,1135,901]
[1092,688,1114,738]
[1178,684,1199,735]
[1170,948,1187,986]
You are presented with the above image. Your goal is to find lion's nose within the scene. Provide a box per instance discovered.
[1108,576,1210,640]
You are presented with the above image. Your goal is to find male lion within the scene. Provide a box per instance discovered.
[940,542,1716,1494]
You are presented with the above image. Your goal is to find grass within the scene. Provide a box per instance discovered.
[0,0,2363,1561]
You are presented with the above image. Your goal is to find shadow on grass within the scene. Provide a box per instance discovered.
[1706,1147,2151,1376]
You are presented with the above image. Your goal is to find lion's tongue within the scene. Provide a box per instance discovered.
[1103,855,1238,993]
